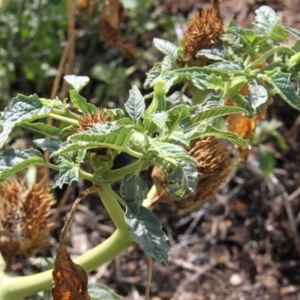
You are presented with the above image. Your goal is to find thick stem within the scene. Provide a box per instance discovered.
[105,159,148,182]
[98,184,128,231]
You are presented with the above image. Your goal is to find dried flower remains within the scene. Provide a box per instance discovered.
[77,109,111,132]
[184,0,224,63]
[0,179,55,271]
[152,137,233,211]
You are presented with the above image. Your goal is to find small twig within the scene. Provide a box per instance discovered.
[60,186,100,241]
[288,186,300,202]
[145,257,153,300]
[50,186,72,224]
[269,173,300,257]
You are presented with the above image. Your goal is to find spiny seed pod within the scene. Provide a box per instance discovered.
[184,0,224,63]
[77,109,111,133]
[0,179,55,271]
[77,109,112,158]
[152,137,233,212]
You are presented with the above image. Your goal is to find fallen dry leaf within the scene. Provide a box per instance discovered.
[52,187,100,300]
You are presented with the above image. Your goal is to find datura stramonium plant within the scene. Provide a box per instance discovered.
[0,179,55,271]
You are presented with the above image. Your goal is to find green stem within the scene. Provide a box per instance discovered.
[0,252,5,273]
[143,185,158,210]
[40,162,94,182]
[98,184,128,230]
[52,107,82,121]
[48,113,79,126]
[0,229,132,300]
[105,159,148,182]
[79,169,94,182]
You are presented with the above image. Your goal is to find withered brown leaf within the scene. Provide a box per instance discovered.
[99,0,136,57]
[52,187,100,300]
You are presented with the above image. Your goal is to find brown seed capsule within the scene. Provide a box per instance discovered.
[184,0,224,63]
[0,179,55,271]
[152,137,233,212]
[77,109,111,133]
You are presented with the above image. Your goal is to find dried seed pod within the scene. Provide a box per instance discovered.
[76,109,111,133]
[0,179,55,271]
[152,137,233,212]
[184,0,224,63]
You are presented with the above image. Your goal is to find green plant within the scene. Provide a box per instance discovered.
[0,4,299,299]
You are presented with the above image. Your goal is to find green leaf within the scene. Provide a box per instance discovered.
[166,104,190,131]
[263,69,300,111]
[149,141,197,164]
[285,26,300,40]
[167,161,198,200]
[52,123,133,156]
[144,64,161,89]
[124,86,145,125]
[197,42,228,61]
[125,203,170,265]
[149,111,169,129]
[254,6,287,40]
[166,131,189,148]
[186,124,249,148]
[0,94,53,148]
[153,38,178,60]
[34,138,61,152]
[20,122,60,137]
[192,73,224,90]
[0,149,45,180]
[205,61,245,74]
[187,106,246,126]
[120,173,148,205]
[69,90,97,114]
[247,80,268,112]
[88,283,124,300]
[64,75,90,92]
[253,6,278,33]
[196,95,223,111]
[53,160,79,188]
[259,145,276,176]
[161,56,173,71]
[167,92,191,106]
